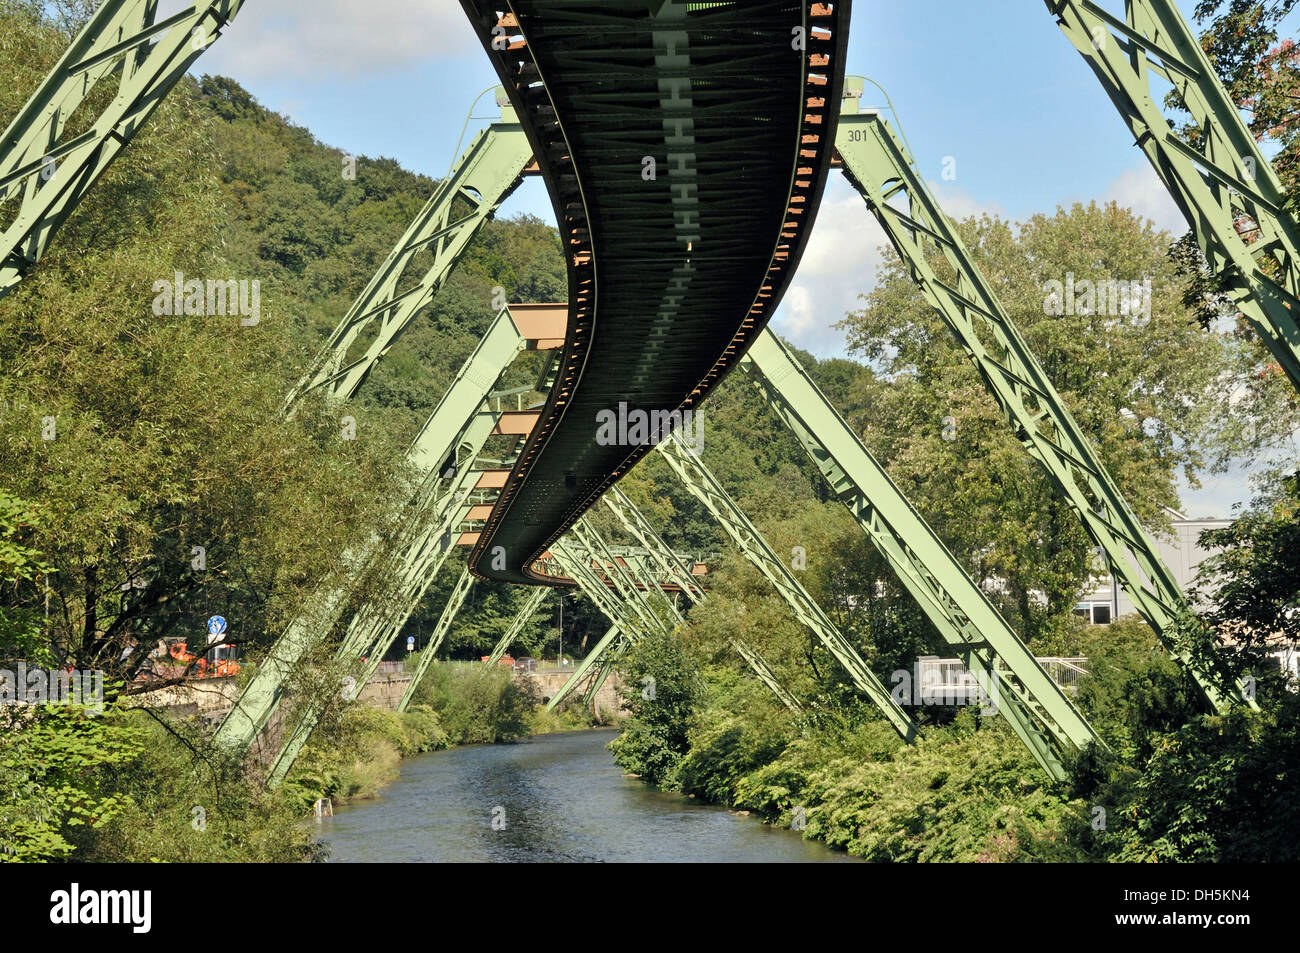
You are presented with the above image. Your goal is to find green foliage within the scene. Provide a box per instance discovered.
[1087,695,1300,862]
[834,203,1293,640]
[0,706,144,861]
[1194,0,1300,205]
[608,629,704,788]
[284,703,448,810]
[0,491,51,664]
[677,669,798,804]
[1194,469,1300,669]
[408,663,532,746]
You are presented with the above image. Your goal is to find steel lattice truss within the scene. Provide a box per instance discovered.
[836,103,1245,711]
[0,0,246,299]
[3,0,1295,780]
[1047,0,1300,394]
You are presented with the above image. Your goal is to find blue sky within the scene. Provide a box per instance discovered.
[185,0,1296,515]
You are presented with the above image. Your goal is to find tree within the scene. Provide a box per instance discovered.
[608,629,704,787]
[1194,1,1300,203]
[1193,469,1300,676]
[0,8,412,693]
[834,203,1291,642]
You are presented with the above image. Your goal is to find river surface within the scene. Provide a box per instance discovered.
[318,728,855,863]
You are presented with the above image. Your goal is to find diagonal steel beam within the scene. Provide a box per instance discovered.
[602,486,802,711]
[284,119,534,411]
[214,309,525,758]
[744,329,1100,778]
[1045,0,1300,394]
[836,98,1246,711]
[656,432,920,742]
[0,0,247,299]
[483,586,551,667]
[397,566,476,712]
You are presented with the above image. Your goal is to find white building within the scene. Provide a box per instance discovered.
[1075,508,1298,679]
[1074,507,1229,625]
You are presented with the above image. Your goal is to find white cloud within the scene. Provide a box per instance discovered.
[927,181,1006,222]
[773,179,887,357]
[774,175,1003,358]
[1101,163,1185,234]
[196,0,477,82]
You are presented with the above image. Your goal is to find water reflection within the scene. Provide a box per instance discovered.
[319,729,857,863]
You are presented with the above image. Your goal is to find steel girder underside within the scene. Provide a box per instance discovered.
[460,0,850,584]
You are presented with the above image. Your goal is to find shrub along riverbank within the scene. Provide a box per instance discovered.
[0,664,598,862]
[283,664,600,816]
[608,619,1300,863]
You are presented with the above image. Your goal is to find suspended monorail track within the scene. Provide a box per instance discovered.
[461,0,850,584]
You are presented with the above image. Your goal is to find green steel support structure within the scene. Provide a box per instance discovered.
[546,623,623,713]
[836,100,1242,711]
[266,465,484,784]
[265,422,498,785]
[396,566,476,712]
[733,640,803,714]
[655,434,921,743]
[603,487,706,602]
[214,308,527,758]
[551,541,647,640]
[743,329,1099,777]
[0,0,246,300]
[569,520,673,640]
[1046,0,1300,396]
[484,587,552,667]
[601,485,802,712]
[285,118,534,410]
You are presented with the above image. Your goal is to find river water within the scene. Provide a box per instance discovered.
[318,728,855,863]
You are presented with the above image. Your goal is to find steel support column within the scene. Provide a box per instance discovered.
[484,586,551,667]
[656,433,920,742]
[0,0,247,299]
[1046,0,1300,394]
[601,486,802,711]
[397,566,476,712]
[285,120,534,410]
[214,309,526,758]
[744,329,1100,777]
[836,101,1244,710]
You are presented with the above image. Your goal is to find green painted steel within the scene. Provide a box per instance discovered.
[397,566,476,712]
[733,640,802,714]
[546,623,622,713]
[655,433,920,742]
[0,0,246,300]
[601,484,803,711]
[570,519,673,639]
[285,120,534,410]
[214,310,526,758]
[1047,0,1300,395]
[603,487,706,603]
[582,648,625,709]
[551,541,645,639]
[484,586,551,667]
[836,101,1243,712]
[744,330,1099,778]
[263,414,499,785]
[350,415,499,677]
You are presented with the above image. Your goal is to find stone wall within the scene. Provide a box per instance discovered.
[518,669,626,722]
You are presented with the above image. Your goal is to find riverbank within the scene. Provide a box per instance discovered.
[281,663,608,818]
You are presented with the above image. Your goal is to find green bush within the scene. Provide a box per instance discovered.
[608,629,704,788]
[411,664,532,746]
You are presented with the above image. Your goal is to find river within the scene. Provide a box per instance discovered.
[318,728,856,862]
